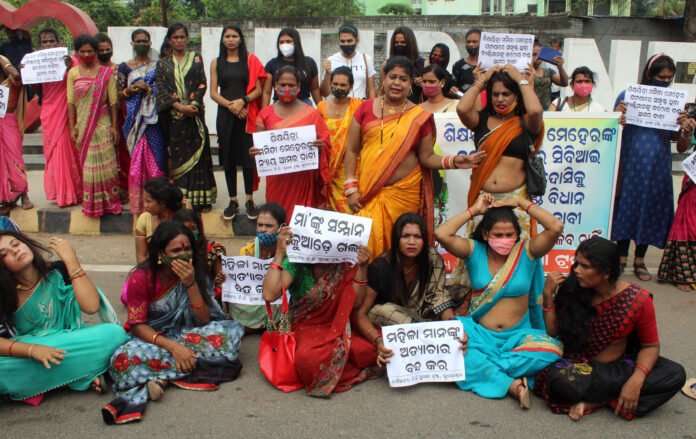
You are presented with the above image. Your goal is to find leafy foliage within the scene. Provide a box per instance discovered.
[377,2,416,15]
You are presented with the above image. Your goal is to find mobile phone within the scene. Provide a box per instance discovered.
[686,102,696,119]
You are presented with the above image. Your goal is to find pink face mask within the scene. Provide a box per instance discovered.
[488,238,516,256]
[573,83,593,98]
[422,84,441,97]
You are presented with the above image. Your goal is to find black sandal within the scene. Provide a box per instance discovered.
[633,263,652,282]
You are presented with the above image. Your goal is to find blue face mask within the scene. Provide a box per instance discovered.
[651,79,672,88]
[256,231,278,247]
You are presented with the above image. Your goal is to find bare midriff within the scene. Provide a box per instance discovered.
[478,295,529,331]
[592,338,628,363]
[481,156,526,194]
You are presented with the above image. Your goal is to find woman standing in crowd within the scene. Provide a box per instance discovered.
[262,226,377,397]
[426,44,456,98]
[457,64,544,239]
[0,232,128,404]
[0,54,31,214]
[435,193,563,407]
[317,66,362,213]
[96,32,130,201]
[345,57,485,260]
[531,40,568,111]
[262,28,320,107]
[232,203,286,330]
[251,66,330,218]
[37,28,82,208]
[67,34,123,217]
[134,177,183,264]
[613,53,677,281]
[156,23,216,212]
[355,213,455,346]
[420,65,458,113]
[211,25,266,221]
[381,27,424,104]
[118,29,168,214]
[536,238,685,421]
[452,28,482,94]
[658,110,696,291]
[104,222,243,425]
[549,67,606,112]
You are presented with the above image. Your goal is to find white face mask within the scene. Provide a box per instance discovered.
[279,43,295,57]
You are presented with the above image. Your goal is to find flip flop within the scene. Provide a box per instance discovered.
[633,263,652,282]
[681,378,696,400]
[519,377,530,409]
[676,283,695,292]
[21,200,34,210]
[147,379,166,401]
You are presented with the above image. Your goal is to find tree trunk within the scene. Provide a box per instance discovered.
[685,0,696,41]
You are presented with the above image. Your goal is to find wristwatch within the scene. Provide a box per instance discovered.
[519,79,530,86]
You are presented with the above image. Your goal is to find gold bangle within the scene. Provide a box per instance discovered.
[27,344,36,359]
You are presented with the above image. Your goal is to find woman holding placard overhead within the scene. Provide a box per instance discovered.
[613,53,678,282]
[250,65,330,219]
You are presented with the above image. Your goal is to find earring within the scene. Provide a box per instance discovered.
[157,255,163,265]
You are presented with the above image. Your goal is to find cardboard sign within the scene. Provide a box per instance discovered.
[478,32,534,71]
[20,48,68,84]
[253,125,318,176]
[624,83,689,131]
[221,256,282,306]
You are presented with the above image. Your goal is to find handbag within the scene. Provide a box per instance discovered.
[520,117,547,196]
[258,283,304,392]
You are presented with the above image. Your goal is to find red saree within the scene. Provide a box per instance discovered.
[256,104,330,218]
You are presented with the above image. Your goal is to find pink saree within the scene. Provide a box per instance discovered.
[0,113,28,202]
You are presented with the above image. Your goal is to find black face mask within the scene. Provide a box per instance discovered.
[331,87,350,98]
[339,44,356,56]
[97,52,112,63]
[393,45,407,56]
[466,47,479,57]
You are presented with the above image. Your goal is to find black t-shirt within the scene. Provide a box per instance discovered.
[265,57,318,102]
[473,111,534,161]
[451,59,477,92]
[367,257,403,305]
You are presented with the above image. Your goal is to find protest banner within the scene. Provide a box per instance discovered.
[221,256,283,305]
[287,206,372,264]
[382,320,465,388]
[682,150,696,183]
[252,125,318,177]
[435,112,622,273]
[478,32,534,71]
[0,86,9,118]
[624,83,689,131]
[20,48,68,84]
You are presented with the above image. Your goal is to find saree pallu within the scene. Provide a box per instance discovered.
[0,113,28,202]
[123,63,167,214]
[0,270,128,401]
[104,280,243,425]
[290,263,377,397]
[356,105,435,261]
[658,175,696,285]
[455,241,561,398]
[318,98,362,213]
[42,79,82,206]
[156,52,216,209]
[72,67,122,217]
[257,104,331,219]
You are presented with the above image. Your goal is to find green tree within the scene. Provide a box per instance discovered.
[377,2,415,15]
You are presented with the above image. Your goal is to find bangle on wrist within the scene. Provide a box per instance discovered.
[541,302,555,312]
[8,341,16,356]
[466,208,475,219]
[372,335,383,346]
[525,202,536,214]
[190,300,204,310]
[151,331,162,345]
[184,280,196,289]
[269,261,283,272]
[27,344,36,359]
[635,363,651,377]
[353,278,367,285]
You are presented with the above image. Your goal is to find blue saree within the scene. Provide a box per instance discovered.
[0,269,128,401]
[102,269,243,425]
[455,240,562,398]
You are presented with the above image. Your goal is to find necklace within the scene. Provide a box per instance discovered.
[570,96,591,112]
[331,99,349,118]
[380,97,409,144]
[17,276,42,292]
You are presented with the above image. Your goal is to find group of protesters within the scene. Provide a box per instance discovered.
[0,21,694,425]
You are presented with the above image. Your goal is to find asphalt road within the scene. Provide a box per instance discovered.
[2,235,695,438]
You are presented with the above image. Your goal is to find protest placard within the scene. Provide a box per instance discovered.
[221,256,283,305]
[286,206,372,264]
[252,125,318,177]
[0,86,9,118]
[478,32,534,71]
[682,150,696,183]
[20,48,68,84]
[624,83,689,131]
[382,320,465,388]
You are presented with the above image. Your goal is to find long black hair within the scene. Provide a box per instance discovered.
[484,71,527,117]
[429,43,450,70]
[216,24,248,91]
[471,207,521,243]
[166,22,188,40]
[173,208,207,263]
[555,237,621,355]
[144,177,183,212]
[385,212,432,307]
[141,221,212,306]
[640,53,676,85]
[276,28,308,82]
[0,231,57,320]
[389,26,419,67]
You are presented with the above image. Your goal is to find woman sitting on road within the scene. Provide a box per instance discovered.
[0,232,127,405]
[535,237,686,421]
[435,193,563,408]
[134,177,184,264]
[231,202,286,331]
[103,222,243,425]
[262,226,378,397]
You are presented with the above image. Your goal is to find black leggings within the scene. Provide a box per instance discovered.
[616,240,648,259]
[225,167,254,198]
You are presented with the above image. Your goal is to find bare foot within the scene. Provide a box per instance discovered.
[508,378,530,409]
[569,402,586,421]
[676,283,695,292]
[90,376,106,394]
